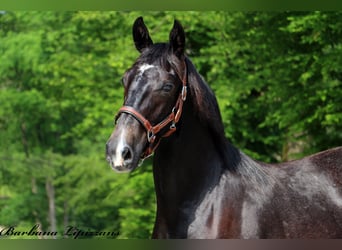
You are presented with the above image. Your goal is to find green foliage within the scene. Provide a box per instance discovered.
[116,166,155,239]
[0,11,341,238]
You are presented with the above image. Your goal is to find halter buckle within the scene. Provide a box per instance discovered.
[147,130,155,143]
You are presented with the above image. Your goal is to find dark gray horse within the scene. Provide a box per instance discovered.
[106,17,342,238]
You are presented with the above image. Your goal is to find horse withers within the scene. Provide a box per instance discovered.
[106,17,342,238]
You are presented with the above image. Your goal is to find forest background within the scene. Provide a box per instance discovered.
[0,11,341,238]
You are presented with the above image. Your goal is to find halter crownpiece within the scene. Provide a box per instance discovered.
[115,60,188,159]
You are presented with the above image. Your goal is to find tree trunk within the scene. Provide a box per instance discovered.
[63,200,69,238]
[46,178,57,239]
[21,121,45,239]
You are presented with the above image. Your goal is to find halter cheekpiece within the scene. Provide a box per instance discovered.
[115,60,187,159]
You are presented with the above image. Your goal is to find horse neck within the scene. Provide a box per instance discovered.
[153,79,239,206]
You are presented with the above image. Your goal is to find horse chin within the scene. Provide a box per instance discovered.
[111,162,139,173]
[111,165,135,173]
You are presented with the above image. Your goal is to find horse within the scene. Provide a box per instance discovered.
[105,17,342,238]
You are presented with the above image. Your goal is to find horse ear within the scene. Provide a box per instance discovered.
[169,20,185,59]
[132,16,153,53]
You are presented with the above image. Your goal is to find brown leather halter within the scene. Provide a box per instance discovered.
[115,61,187,159]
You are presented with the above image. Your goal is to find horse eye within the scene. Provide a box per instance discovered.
[162,83,174,92]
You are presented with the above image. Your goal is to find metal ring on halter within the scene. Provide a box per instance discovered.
[170,122,176,130]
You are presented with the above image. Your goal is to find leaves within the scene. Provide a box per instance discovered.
[0,11,341,238]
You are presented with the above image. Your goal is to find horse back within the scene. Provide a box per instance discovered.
[309,146,342,187]
[257,147,342,238]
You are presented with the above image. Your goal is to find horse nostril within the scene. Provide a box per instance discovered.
[122,146,133,163]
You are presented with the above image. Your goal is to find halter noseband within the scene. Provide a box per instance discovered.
[115,61,187,159]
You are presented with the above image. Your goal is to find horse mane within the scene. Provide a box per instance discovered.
[184,57,241,171]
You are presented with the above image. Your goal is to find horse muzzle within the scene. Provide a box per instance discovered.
[106,115,147,173]
[106,142,136,173]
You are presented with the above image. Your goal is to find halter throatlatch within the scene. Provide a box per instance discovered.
[115,61,187,159]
